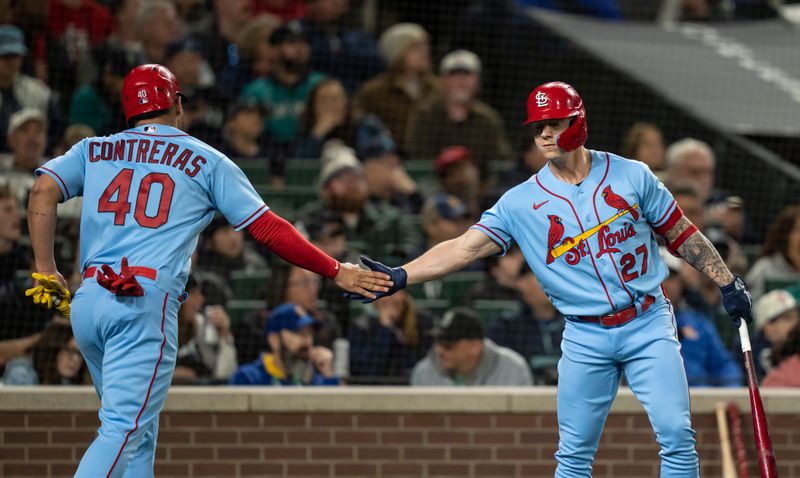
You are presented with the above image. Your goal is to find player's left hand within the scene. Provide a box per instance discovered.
[26,272,71,319]
[720,275,753,326]
[343,256,407,304]
[334,260,394,301]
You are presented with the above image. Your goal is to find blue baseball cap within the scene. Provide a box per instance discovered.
[265,303,315,335]
[0,25,26,57]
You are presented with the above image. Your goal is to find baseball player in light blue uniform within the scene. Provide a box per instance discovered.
[26,65,389,478]
[351,82,754,477]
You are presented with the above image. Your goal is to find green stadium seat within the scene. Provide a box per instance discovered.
[226,300,266,324]
[413,298,451,317]
[284,159,321,187]
[472,300,522,323]
[255,185,319,216]
[229,269,271,300]
[234,159,269,184]
[14,269,30,289]
[408,272,485,305]
[765,279,800,294]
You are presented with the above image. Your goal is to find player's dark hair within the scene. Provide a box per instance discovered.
[761,205,800,261]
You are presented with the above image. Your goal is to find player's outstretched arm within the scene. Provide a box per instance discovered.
[27,175,68,288]
[405,228,502,285]
[346,228,502,303]
[662,216,752,324]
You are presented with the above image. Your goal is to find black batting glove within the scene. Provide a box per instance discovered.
[344,256,407,304]
[720,275,753,326]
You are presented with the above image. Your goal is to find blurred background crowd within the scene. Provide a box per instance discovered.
[0,0,799,389]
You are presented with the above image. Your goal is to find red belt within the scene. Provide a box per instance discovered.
[578,295,655,327]
[84,266,157,280]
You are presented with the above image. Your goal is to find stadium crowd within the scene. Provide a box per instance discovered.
[0,0,798,389]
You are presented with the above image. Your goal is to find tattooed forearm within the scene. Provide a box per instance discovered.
[664,216,734,287]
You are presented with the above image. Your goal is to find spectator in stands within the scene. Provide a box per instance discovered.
[411,307,533,386]
[229,302,340,385]
[300,0,383,92]
[296,209,355,327]
[0,183,24,296]
[763,322,800,387]
[3,320,87,385]
[406,49,512,177]
[47,0,112,84]
[220,14,282,96]
[0,185,51,369]
[267,260,341,348]
[707,195,753,245]
[488,268,564,385]
[253,0,307,20]
[751,289,799,380]
[516,0,622,19]
[0,108,47,208]
[218,99,269,160]
[354,23,437,153]
[0,25,60,153]
[196,215,268,281]
[241,20,325,150]
[746,206,800,299]
[173,275,238,384]
[166,36,226,144]
[233,258,340,365]
[296,142,420,262]
[466,245,526,303]
[348,289,434,384]
[106,0,144,54]
[193,0,252,77]
[659,247,742,387]
[174,0,210,27]
[435,146,482,217]
[665,138,725,204]
[484,138,547,209]
[134,0,181,64]
[418,193,472,255]
[54,124,95,157]
[621,122,665,175]
[669,183,705,232]
[68,45,135,135]
[294,77,362,158]
[358,118,422,214]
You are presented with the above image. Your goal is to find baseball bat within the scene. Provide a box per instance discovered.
[738,320,779,478]
[729,402,751,478]
[716,401,738,478]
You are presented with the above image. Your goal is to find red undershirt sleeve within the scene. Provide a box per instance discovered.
[247,211,340,279]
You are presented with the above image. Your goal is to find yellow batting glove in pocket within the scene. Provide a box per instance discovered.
[26,273,72,319]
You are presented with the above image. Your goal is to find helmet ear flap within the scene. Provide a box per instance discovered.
[555,109,587,152]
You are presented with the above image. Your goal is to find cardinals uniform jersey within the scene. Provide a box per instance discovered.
[473,150,680,316]
[35,124,268,295]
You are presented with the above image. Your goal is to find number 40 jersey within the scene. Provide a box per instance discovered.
[36,124,268,290]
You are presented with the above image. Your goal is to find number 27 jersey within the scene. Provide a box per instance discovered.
[473,150,681,316]
[36,125,268,290]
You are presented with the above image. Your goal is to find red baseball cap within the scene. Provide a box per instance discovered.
[435,146,473,174]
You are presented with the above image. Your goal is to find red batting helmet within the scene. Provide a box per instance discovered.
[524,81,587,152]
[121,64,185,124]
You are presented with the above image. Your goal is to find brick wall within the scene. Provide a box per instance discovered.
[1,388,799,477]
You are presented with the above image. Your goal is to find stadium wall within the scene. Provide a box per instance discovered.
[1,388,799,477]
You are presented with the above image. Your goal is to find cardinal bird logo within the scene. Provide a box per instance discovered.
[546,215,565,264]
[602,185,639,221]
